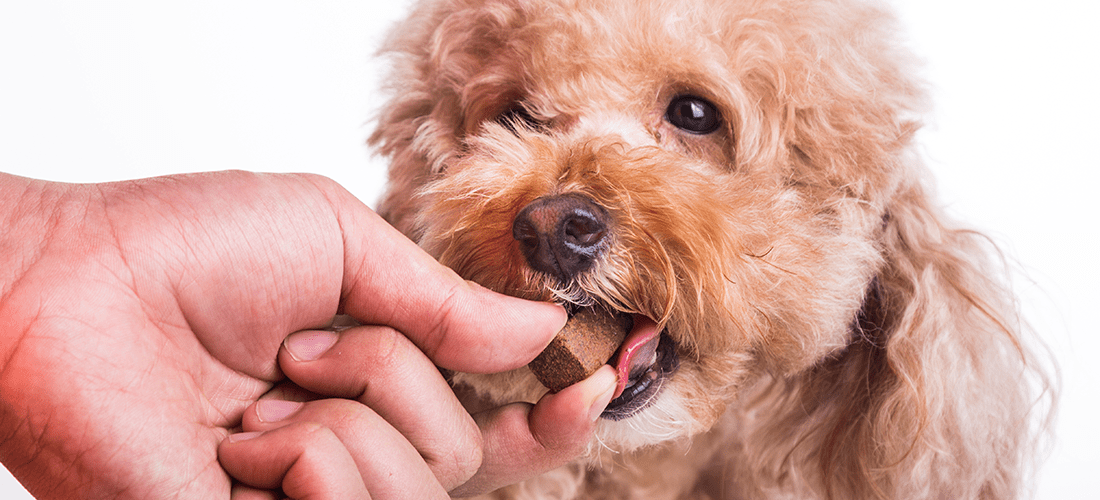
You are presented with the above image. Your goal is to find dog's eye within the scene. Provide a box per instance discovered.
[496,105,543,133]
[665,95,721,134]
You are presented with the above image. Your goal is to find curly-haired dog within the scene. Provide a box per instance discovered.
[370,0,1053,498]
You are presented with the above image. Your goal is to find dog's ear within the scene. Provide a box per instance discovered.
[753,182,1052,499]
[368,0,528,239]
[366,0,470,237]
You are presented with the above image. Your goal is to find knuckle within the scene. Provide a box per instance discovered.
[456,417,486,482]
[435,417,484,489]
[356,326,415,384]
[280,420,336,450]
[304,398,373,432]
[423,281,466,360]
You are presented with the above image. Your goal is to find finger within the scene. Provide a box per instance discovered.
[306,177,567,373]
[241,398,450,500]
[230,483,280,500]
[451,366,618,497]
[280,325,481,490]
[218,425,370,500]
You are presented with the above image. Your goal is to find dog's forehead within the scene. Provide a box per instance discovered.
[403,0,919,194]
[467,0,741,102]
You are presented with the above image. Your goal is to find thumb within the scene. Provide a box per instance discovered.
[310,176,567,373]
[451,366,618,497]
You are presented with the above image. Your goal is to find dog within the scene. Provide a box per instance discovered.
[369,0,1053,498]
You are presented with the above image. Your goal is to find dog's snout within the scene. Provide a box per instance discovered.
[512,194,609,281]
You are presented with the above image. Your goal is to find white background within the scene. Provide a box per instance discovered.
[1,0,1096,498]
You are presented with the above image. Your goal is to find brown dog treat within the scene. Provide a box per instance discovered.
[529,307,632,392]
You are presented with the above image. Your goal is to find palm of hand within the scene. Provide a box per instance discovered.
[0,174,343,498]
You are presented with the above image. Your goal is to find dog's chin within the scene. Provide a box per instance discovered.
[593,385,698,453]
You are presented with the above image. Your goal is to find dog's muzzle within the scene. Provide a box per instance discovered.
[513,194,680,420]
[512,194,610,282]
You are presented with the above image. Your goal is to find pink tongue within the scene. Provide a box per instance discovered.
[612,315,661,398]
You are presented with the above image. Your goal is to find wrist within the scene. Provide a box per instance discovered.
[0,173,95,365]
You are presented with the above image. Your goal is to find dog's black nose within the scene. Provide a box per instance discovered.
[512,194,610,281]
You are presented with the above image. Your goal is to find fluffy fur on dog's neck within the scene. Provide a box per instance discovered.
[369,0,1056,498]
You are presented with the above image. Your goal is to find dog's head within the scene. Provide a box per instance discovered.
[373,0,930,454]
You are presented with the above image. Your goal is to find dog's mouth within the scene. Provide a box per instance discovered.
[602,313,680,420]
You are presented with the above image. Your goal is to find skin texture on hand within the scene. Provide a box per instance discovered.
[0,171,607,499]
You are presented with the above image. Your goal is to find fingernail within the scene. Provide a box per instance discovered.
[586,366,619,422]
[227,431,263,443]
[538,303,570,348]
[548,303,569,329]
[256,400,303,423]
[284,330,338,362]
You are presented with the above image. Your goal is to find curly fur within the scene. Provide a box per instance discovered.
[369,0,1054,498]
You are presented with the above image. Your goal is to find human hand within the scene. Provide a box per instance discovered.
[0,171,613,499]
[217,332,618,499]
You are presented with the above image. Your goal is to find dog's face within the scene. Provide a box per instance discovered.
[375,0,921,453]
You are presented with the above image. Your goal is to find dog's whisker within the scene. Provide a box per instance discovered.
[590,427,619,457]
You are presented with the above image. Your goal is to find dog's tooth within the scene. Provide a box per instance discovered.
[612,316,661,398]
[627,336,660,377]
